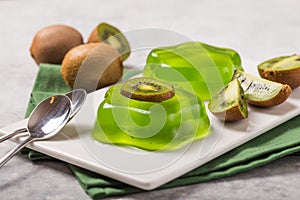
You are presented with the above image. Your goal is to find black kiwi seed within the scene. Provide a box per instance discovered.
[120,77,175,102]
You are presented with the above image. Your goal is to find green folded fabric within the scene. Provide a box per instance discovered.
[24,63,300,199]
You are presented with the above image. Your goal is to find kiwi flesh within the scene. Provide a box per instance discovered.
[233,70,291,107]
[208,79,248,121]
[87,22,130,61]
[30,24,83,65]
[120,77,175,102]
[258,54,300,89]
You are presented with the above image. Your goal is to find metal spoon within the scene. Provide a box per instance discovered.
[0,89,87,143]
[65,88,87,119]
[0,94,72,168]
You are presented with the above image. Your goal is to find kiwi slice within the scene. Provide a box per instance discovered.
[208,79,248,121]
[87,23,130,61]
[120,77,175,102]
[258,54,300,89]
[233,70,291,107]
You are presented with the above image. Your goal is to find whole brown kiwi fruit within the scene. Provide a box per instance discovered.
[30,24,83,65]
[61,43,123,92]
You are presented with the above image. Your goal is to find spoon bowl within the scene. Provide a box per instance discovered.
[0,94,72,167]
[0,89,87,143]
[65,88,87,119]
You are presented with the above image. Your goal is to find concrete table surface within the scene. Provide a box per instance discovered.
[1,0,300,199]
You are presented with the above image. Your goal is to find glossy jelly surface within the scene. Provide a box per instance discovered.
[143,42,243,100]
[92,84,210,151]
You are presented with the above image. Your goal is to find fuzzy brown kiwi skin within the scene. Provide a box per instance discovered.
[61,43,123,92]
[212,104,247,122]
[30,24,83,65]
[87,27,98,43]
[61,43,99,88]
[247,84,292,107]
[258,67,300,89]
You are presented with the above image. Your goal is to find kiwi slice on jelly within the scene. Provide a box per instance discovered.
[208,79,248,121]
[233,70,291,107]
[120,77,175,102]
[258,54,300,89]
[88,23,130,61]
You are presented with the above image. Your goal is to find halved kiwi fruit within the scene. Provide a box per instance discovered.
[87,22,130,61]
[258,54,300,89]
[233,70,291,107]
[208,79,248,121]
[120,77,175,102]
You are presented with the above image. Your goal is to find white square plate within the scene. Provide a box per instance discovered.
[1,65,300,190]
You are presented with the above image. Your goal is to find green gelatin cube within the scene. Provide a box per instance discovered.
[92,84,210,151]
[143,42,243,100]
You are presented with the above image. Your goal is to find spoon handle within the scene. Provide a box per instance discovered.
[0,128,28,143]
[0,136,34,168]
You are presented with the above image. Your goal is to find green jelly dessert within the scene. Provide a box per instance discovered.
[92,77,210,151]
[143,42,243,100]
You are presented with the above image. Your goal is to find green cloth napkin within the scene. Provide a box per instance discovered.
[24,63,300,199]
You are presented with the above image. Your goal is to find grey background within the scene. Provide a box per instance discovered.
[1,0,300,199]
